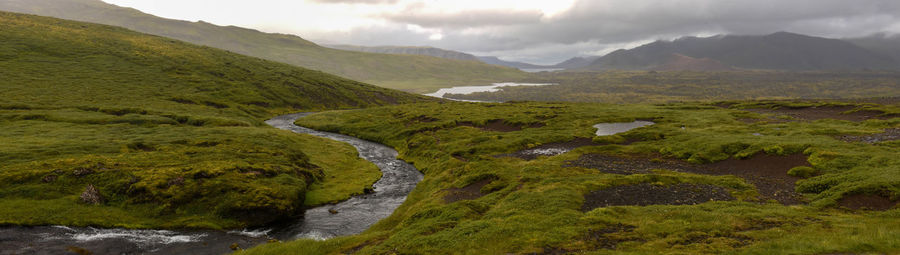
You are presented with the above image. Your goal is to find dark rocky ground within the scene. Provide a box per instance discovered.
[581,183,735,211]
[567,153,810,205]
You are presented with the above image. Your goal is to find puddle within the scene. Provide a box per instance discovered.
[594,121,655,136]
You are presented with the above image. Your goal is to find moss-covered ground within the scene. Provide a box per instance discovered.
[244,100,900,254]
[0,12,424,229]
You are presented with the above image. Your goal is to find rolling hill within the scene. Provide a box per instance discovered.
[0,11,426,229]
[325,45,481,61]
[0,0,529,93]
[587,32,899,71]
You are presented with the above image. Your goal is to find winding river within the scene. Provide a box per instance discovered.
[0,113,423,254]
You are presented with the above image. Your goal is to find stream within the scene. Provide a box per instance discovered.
[0,113,423,255]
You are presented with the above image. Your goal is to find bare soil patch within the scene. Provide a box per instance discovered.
[567,153,811,205]
[838,128,900,143]
[495,137,595,160]
[703,154,808,205]
[837,194,897,211]
[457,119,542,132]
[443,178,497,203]
[565,154,691,175]
[744,106,890,122]
[581,183,734,211]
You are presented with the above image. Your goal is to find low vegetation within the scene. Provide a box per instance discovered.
[447,71,900,103]
[0,12,426,229]
[245,99,899,254]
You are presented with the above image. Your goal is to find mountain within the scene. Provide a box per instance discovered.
[587,32,899,71]
[477,56,549,69]
[0,0,528,93]
[550,56,601,69]
[653,53,734,71]
[326,45,480,61]
[0,11,425,229]
[847,34,900,65]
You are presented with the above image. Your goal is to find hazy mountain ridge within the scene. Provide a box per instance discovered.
[476,56,549,69]
[0,0,528,93]
[847,34,900,65]
[550,56,601,69]
[587,32,899,71]
[653,53,735,71]
[326,44,481,61]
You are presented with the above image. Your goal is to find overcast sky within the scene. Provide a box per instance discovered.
[101,0,900,65]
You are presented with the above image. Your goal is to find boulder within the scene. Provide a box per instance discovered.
[80,184,105,205]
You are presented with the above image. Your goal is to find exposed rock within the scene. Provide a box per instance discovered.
[168,176,185,187]
[72,167,94,177]
[41,174,58,183]
[80,184,105,205]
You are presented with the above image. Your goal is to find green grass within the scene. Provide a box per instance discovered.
[0,0,532,93]
[243,100,899,254]
[0,11,423,229]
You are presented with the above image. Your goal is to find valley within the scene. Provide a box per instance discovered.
[1,1,900,254]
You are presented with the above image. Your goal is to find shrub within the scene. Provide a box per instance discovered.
[788,166,818,178]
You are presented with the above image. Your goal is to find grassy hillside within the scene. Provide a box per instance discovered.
[447,71,900,103]
[0,11,426,229]
[246,100,900,254]
[0,0,530,93]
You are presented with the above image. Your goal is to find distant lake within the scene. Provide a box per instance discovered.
[520,68,564,73]
[424,82,557,99]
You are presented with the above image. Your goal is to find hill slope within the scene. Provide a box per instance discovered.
[0,0,529,93]
[653,53,735,71]
[326,45,481,61]
[0,11,424,229]
[476,56,549,69]
[588,32,898,71]
[551,55,601,69]
[847,34,900,65]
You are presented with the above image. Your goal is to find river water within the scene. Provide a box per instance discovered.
[0,113,423,254]
[423,82,556,100]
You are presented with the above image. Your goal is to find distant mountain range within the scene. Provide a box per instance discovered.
[847,34,900,65]
[325,44,555,70]
[325,45,481,61]
[0,0,527,93]
[476,56,549,69]
[586,32,900,71]
[323,31,900,72]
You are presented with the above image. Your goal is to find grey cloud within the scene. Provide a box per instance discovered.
[309,0,398,4]
[382,8,543,28]
[315,0,900,63]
